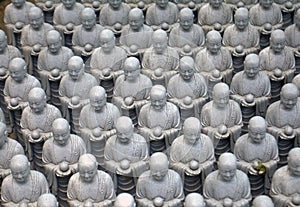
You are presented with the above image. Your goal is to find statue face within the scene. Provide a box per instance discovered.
[53,126,70,146]
[11,0,25,8]
[207,38,221,54]
[116,126,133,143]
[69,64,84,80]
[179,15,193,31]
[47,37,61,54]
[109,0,122,9]
[281,92,298,110]
[100,36,115,53]
[156,0,168,9]
[179,64,194,80]
[124,65,140,81]
[235,14,249,31]
[9,64,26,82]
[288,156,300,176]
[11,163,30,183]
[29,13,43,30]
[81,15,96,31]
[209,0,222,9]
[260,0,273,9]
[244,62,259,78]
[213,90,229,108]
[248,125,266,144]
[129,15,144,31]
[0,37,7,53]
[62,0,76,9]
[219,163,236,182]
[150,162,168,181]
[153,36,168,54]
[150,92,166,110]
[90,94,106,111]
[29,95,46,114]
[184,127,200,145]
[79,163,97,182]
[270,36,285,54]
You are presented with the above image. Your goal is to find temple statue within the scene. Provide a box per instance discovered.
[115,193,136,207]
[293,74,300,94]
[79,86,121,170]
[138,85,181,154]
[104,116,149,194]
[142,29,179,87]
[200,83,243,158]
[169,117,215,194]
[252,195,274,207]
[184,193,206,207]
[203,153,252,207]
[59,56,98,134]
[136,152,185,207]
[112,57,152,126]
[1,154,49,207]
[67,154,115,207]
[167,56,208,122]
[42,118,86,206]
[270,148,300,207]
[234,116,279,196]
[37,193,59,207]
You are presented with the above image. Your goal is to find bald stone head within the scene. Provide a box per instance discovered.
[179,8,194,31]
[52,118,70,146]
[212,83,229,108]
[150,85,167,110]
[68,56,84,80]
[10,154,31,183]
[179,56,195,80]
[0,30,7,53]
[288,148,300,176]
[89,86,107,111]
[78,154,98,182]
[81,8,96,30]
[183,117,201,144]
[152,29,168,54]
[37,194,58,207]
[115,193,136,207]
[129,8,144,31]
[124,57,141,81]
[218,153,237,182]
[29,7,44,30]
[280,83,299,110]
[150,152,169,181]
[11,0,25,8]
[184,193,205,207]
[270,29,286,53]
[207,30,222,54]
[292,75,300,93]
[115,116,134,143]
[248,116,266,143]
[0,122,8,148]
[252,195,274,207]
[244,54,260,78]
[47,30,62,54]
[28,87,47,114]
[100,29,115,53]
[9,57,27,82]
[234,8,249,30]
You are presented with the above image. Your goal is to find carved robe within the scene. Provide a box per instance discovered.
[145,2,179,26]
[99,3,131,26]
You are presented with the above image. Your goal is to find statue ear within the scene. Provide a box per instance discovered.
[4,130,8,137]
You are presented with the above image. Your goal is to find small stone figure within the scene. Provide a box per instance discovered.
[4,0,34,46]
[136,152,185,207]
[37,193,59,207]
[59,56,98,134]
[79,86,120,170]
[42,118,86,206]
[292,74,300,93]
[252,195,274,207]
[115,193,136,207]
[274,0,295,29]
[203,152,252,207]
[138,85,181,154]
[112,57,152,126]
[169,8,205,58]
[201,83,242,157]
[20,87,62,172]
[21,7,54,76]
[270,147,300,207]
[142,29,179,87]
[145,0,179,31]
[104,116,149,194]
[169,117,215,194]
[67,154,115,207]
[35,0,59,25]
[1,154,49,207]
[266,83,300,167]
[234,116,279,196]
[167,56,208,122]
[184,193,206,207]
[197,0,233,34]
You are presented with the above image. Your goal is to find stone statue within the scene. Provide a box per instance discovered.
[37,193,59,207]
[142,29,179,87]
[197,0,233,34]
[145,0,179,31]
[112,57,152,126]
[21,6,54,76]
[168,8,205,58]
[79,86,121,170]
[119,8,153,56]
[252,195,274,207]
[225,0,257,10]
[1,154,49,207]
[67,153,115,207]
[4,0,34,46]
[184,193,206,207]
[104,116,149,194]
[292,74,300,94]
[195,30,233,88]
[266,83,300,166]
[138,85,181,154]
[203,152,252,207]
[270,147,300,207]
[136,152,185,207]
[167,56,208,122]
[115,193,136,207]
[20,87,62,172]
[90,29,127,101]
[274,0,295,29]
[34,0,59,25]
[234,116,279,196]
[59,56,98,134]
[42,118,86,206]
[169,117,215,194]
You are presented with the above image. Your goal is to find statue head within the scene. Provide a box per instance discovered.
[115,116,134,144]
[80,8,96,31]
[218,153,237,182]
[28,87,47,114]
[52,118,71,146]
[68,56,84,81]
[295,9,300,28]
[259,0,273,9]
[129,8,144,32]
[252,195,274,207]
[292,74,300,94]
[288,148,300,176]
[280,83,298,110]
[206,30,222,55]
[156,0,169,9]
[115,193,136,207]
[100,29,115,54]
[11,0,25,9]
[209,0,222,9]
[150,85,167,111]
[89,86,107,112]
[179,56,194,81]
[244,54,260,79]
[212,83,230,109]
[248,116,266,144]
[29,7,44,30]
[108,0,122,10]
[78,154,98,183]
[46,30,62,54]
[270,29,286,54]
[184,193,206,207]
[10,154,30,183]
[0,30,8,53]
[183,117,201,145]
[62,0,76,9]
[0,123,8,149]
[9,57,27,82]
[152,29,168,54]
[150,152,169,181]
[124,57,141,82]
[179,8,194,31]
[234,8,249,31]
[37,194,59,207]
